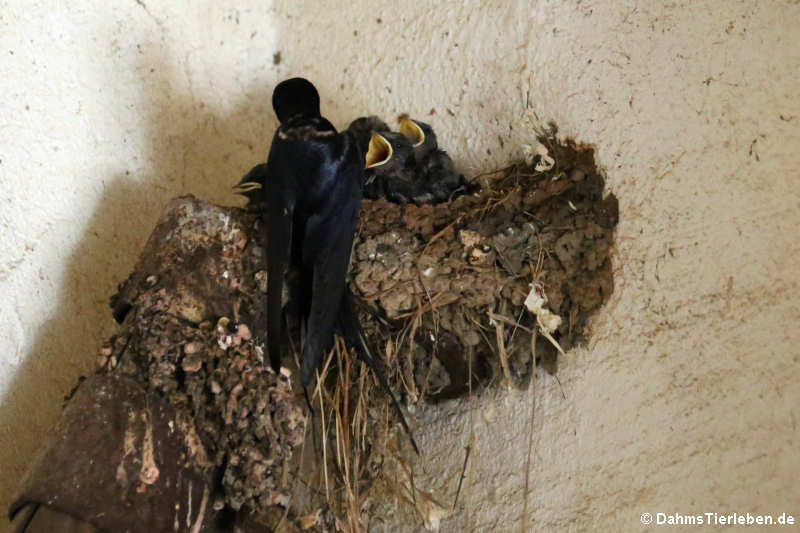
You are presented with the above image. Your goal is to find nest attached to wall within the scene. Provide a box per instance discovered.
[298,138,618,531]
[98,135,617,531]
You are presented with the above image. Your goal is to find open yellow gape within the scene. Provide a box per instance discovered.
[365,132,393,168]
[398,116,424,147]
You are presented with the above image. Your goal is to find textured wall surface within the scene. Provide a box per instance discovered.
[1,1,798,531]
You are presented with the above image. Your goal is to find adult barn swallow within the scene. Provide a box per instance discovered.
[237,79,419,453]
[245,77,362,387]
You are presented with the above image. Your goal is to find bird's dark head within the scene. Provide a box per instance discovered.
[272,78,321,123]
[347,116,390,157]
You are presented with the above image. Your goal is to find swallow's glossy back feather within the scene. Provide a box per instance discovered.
[252,79,418,454]
[265,118,363,387]
[262,79,362,387]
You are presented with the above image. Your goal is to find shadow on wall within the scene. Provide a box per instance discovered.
[0,42,300,512]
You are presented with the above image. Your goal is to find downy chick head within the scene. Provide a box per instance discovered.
[272,77,321,123]
[398,114,438,162]
[363,131,423,202]
[347,116,390,158]
[364,131,415,179]
[232,163,268,207]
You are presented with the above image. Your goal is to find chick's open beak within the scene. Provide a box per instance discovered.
[232,181,262,195]
[398,116,425,147]
[365,132,392,168]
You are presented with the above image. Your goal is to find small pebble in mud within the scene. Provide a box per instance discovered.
[235,323,252,341]
[106,197,306,516]
[570,168,586,181]
[458,229,482,249]
[96,345,113,367]
[181,356,203,373]
[184,341,203,354]
[254,270,268,293]
[468,245,493,265]
[102,139,618,524]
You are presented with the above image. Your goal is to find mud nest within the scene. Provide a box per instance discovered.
[353,145,618,399]
[104,200,306,516]
[99,136,617,531]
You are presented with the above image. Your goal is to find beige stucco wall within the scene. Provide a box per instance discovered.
[1,1,798,531]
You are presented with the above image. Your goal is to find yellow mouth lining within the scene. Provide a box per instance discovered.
[398,118,424,147]
[365,132,392,168]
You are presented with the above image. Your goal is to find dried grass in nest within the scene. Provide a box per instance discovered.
[292,137,618,531]
[100,130,617,532]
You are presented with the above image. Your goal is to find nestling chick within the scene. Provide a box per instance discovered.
[232,163,268,208]
[346,115,390,154]
[398,114,438,163]
[345,116,412,199]
[398,114,477,203]
[348,114,479,204]
[363,131,420,202]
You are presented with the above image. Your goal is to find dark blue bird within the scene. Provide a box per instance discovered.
[265,78,361,387]
[236,79,419,453]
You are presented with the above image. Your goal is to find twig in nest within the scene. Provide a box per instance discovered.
[311,347,337,401]
[414,263,444,404]
[312,349,338,506]
[452,443,472,511]
[317,370,330,504]
[492,300,516,389]
[506,306,529,356]
[464,345,476,532]
[337,340,361,533]
[394,291,459,319]
[486,312,533,334]
[470,163,517,183]
[397,299,424,401]
[520,328,538,533]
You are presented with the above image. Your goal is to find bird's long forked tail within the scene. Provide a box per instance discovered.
[338,292,420,455]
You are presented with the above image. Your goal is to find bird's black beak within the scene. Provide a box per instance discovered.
[232,181,262,195]
[365,132,392,168]
[398,115,425,147]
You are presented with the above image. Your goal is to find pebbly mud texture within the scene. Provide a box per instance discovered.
[89,135,616,531]
[104,198,305,518]
[351,137,618,400]
[285,137,618,531]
